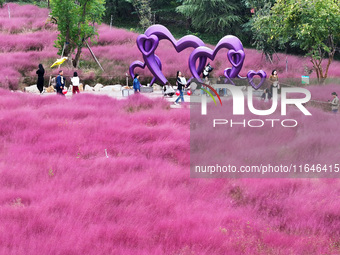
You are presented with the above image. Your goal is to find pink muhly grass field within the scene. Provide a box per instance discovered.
[1,4,340,90]
[1,90,340,254]
[0,3,49,32]
[306,84,340,101]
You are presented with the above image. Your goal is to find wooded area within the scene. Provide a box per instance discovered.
[3,0,340,81]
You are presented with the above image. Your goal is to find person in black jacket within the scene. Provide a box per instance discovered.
[56,70,65,95]
[174,71,187,105]
[36,64,45,94]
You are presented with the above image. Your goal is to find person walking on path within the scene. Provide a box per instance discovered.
[329,92,339,114]
[56,70,65,95]
[174,71,187,105]
[36,64,45,94]
[71,72,80,94]
[133,74,141,93]
[269,70,279,96]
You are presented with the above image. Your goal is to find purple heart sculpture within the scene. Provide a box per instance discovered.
[129,55,162,86]
[189,35,245,82]
[227,49,245,68]
[132,25,207,85]
[136,34,159,57]
[224,68,249,85]
[247,70,267,90]
[223,68,235,85]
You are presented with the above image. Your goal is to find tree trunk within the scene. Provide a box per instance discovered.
[115,0,119,17]
[311,57,325,84]
[73,45,83,68]
[186,18,192,30]
[85,41,104,71]
[63,28,72,57]
[133,0,152,30]
[265,52,273,64]
[323,51,335,81]
[313,64,320,83]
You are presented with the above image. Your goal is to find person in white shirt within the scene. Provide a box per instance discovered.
[71,72,80,94]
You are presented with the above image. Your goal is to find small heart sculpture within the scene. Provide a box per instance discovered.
[136,34,159,57]
[227,49,245,68]
[247,70,267,90]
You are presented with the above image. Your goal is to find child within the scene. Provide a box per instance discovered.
[71,72,80,94]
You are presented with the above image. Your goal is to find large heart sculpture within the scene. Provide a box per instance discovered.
[129,55,162,86]
[133,25,208,85]
[189,35,245,82]
[130,25,268,88]
[247,70,267,90]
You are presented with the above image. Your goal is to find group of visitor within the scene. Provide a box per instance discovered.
[36,64,340,113]
[36,64,81,96]
[133,71,187,105]
[260,69,339,114]
[54,70,80,96]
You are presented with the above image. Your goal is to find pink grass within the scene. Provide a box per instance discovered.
[1,3,340,254]
[0,90,340,254]
[306,84,340,101]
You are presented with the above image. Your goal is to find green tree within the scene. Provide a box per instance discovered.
[50,0,106,68]
[104,0,136,25]
[242,0,275,10]
[253,0,340,82]
[246,2,279,63]
[176,0,243,36]
[104,0,182,27]
[126,0,152,30]
[150,0,182,24]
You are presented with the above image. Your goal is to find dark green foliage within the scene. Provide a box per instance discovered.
[50,0,106,67]
[251,0,340,82]
[176,0,245,37]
